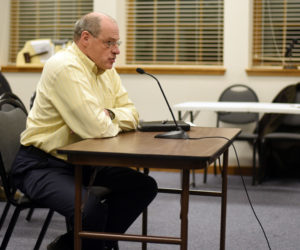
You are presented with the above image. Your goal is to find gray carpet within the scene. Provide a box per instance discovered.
[0,172,299,250]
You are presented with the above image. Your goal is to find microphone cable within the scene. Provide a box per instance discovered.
[188,135,272,250]
[136,67,271,248]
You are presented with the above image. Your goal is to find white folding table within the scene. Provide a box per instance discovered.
[173,101,300,122]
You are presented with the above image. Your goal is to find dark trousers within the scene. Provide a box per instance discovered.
[12,146,158,250]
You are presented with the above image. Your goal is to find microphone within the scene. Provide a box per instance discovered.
[285,38,299,58]
[284,38,299,69]
[136,68,189,139]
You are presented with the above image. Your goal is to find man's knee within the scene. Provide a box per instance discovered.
[82,194,108,231]
[139,174,158,204]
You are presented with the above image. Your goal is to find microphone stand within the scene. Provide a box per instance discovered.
[136,68,189,139]
[283,38,298,69]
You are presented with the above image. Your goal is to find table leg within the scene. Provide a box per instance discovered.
[180,169,190,250]
[74,166,82,250]
[189,111,194,123]
[142,207,148,250]
[220,149,228,250]
[142,168,149,250]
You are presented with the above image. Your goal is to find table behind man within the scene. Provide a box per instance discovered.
[11,12,158,250]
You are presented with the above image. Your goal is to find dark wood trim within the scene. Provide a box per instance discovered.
[1,65,43,73]
[1,65,226,75]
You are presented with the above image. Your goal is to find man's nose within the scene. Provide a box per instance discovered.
[112,46,120,54]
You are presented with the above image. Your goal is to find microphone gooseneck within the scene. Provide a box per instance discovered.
[136,68,189,139]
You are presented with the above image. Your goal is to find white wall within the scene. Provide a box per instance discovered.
[1,0,300,166]
[0,0,10,65]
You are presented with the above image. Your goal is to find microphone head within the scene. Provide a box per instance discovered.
[293,38,298,44]
[136,68,145,74]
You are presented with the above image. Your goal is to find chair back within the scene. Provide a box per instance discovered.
[217,84,259,125]
[281,91,300,126]
[0,92,27,114]
[0,72,12,95]
[0,98,27,201]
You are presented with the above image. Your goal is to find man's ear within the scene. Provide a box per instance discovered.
[80,31,90,46]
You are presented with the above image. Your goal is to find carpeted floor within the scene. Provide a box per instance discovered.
[0,172,299,250]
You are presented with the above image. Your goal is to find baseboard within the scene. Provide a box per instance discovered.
[150,165,253,176]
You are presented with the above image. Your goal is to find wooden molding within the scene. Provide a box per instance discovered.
[115,65,226,75]
[1,65,43,73]
[1,65,226,75]
[246,68,300,76]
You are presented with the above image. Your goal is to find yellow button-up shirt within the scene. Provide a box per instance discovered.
[21,43,139,159]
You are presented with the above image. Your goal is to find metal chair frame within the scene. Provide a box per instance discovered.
[0,98,54,250]
[216,84,259,185]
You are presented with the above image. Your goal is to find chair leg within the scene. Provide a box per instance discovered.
[217,157,223,175]
[192,170,196,187]
[214,161,217,175]
[65,217,72,232]
[0,207,21,250]
[26,207,35,221]
[0,202,10,230]
[203,166,207,183]
[33,209,54,250]
[252,142,257,185]
[258,139,266,184]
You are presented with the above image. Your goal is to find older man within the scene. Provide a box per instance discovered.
[12,12,157,250]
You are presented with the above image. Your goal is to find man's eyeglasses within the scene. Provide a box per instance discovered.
[84,30,122,49]
[102,40,122,49]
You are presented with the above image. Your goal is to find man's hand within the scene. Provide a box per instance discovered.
[104,109,110,117]
[104,109,115,120]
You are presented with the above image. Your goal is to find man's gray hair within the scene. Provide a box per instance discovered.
[73,12,117,41]
[73,13,102,41]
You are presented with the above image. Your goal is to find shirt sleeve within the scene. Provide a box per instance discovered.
[107,69,139,131]
[47,64,121,139]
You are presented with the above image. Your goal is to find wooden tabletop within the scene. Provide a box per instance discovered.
[58,127,240,170]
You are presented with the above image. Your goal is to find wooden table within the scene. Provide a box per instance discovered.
[57,127,240,250]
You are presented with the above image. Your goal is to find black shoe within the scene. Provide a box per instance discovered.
[47,233,73,250]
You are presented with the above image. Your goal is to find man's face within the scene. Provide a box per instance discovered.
[85,19,120,70]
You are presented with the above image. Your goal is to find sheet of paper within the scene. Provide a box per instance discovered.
[30,40,54,63]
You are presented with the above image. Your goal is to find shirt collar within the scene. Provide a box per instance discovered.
[71,42,105,76]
